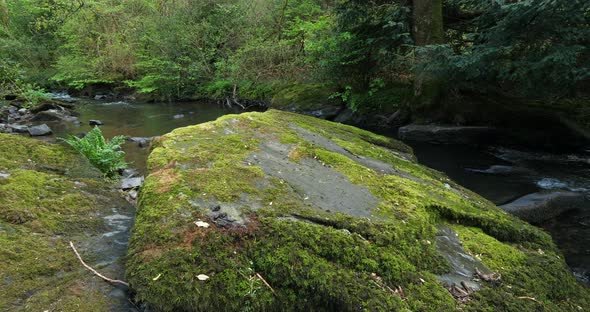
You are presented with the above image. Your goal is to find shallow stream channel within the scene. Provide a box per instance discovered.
[8,95,588,310]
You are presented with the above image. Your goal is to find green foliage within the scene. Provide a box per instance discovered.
[62,126,127,178]
[423,0,590,98]
[2,0,588,113]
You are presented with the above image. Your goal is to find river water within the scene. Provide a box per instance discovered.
[408,142,590,284]
[42,98,590,288]
[49,99,242,174]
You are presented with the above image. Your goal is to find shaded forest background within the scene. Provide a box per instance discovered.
[0,0,589,123]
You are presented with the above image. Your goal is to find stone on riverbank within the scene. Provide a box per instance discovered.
[398,124,497,145]
[27,124,52,136]
[271,84,343,119]
[0,133,134,311]
[500,191,587,223]
[127,110,589,311]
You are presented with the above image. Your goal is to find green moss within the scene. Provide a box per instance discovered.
[0,133,101,178]
[454,225,590,311]
[271,84,340,111]
[0,134,128,311]
[128,110,590,311]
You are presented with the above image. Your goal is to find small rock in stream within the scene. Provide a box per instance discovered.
[173,114,185,119]
[119,176,144,190]
[128,137,153,148]
[8,124,29,133]
[89,119,104,126]
[28,124,52,136]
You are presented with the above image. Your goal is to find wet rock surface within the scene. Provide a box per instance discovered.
[500,191,587,223]
[398,124,497,145]
[119,176,144,190]
[435,226,492,291]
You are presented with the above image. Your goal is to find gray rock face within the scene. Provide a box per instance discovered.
[465,165,531,175]
[500,191,586,223]
[28,124,52,136]
[398,124,496,145]
[247,140,380,218]
[119,176,144,190]
[8,124,29,133]
[435,226,493,290]
[31,109,77,122]
[127,137,153,148]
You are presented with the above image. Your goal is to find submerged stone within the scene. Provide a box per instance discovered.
[127,110,589,311]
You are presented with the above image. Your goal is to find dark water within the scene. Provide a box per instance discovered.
[407,141,590,284]
[49,99,240,173]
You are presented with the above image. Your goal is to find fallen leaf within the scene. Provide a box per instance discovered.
[197,274,210,281]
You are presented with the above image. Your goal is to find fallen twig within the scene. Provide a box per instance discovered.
[256,272,275,294]
[69,241,129,287]
[517,296,540,303]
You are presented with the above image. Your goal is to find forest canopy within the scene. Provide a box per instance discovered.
[0,0,588,112]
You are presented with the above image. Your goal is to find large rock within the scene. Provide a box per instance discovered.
[500,191,586,223]
[0,134,134,310]
[398,124,496,145]
[31,109,77,122]
[30,101,74,114]
[127,110,589,311]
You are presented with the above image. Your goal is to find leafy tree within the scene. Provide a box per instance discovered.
[425,0,590,99]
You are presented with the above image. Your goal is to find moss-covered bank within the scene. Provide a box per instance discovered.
[0,133,132,311]
[127,110,589,311]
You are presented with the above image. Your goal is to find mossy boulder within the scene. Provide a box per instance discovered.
[127,110,589,311]
[0,133,133,311]
[271,84,343,119]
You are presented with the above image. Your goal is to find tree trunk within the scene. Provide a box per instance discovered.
[0,0,8,28]
[412,0,444,111]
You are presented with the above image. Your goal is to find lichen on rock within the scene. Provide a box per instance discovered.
[127,110,589,311]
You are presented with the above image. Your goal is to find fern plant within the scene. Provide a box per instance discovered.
[62,126,127,178]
